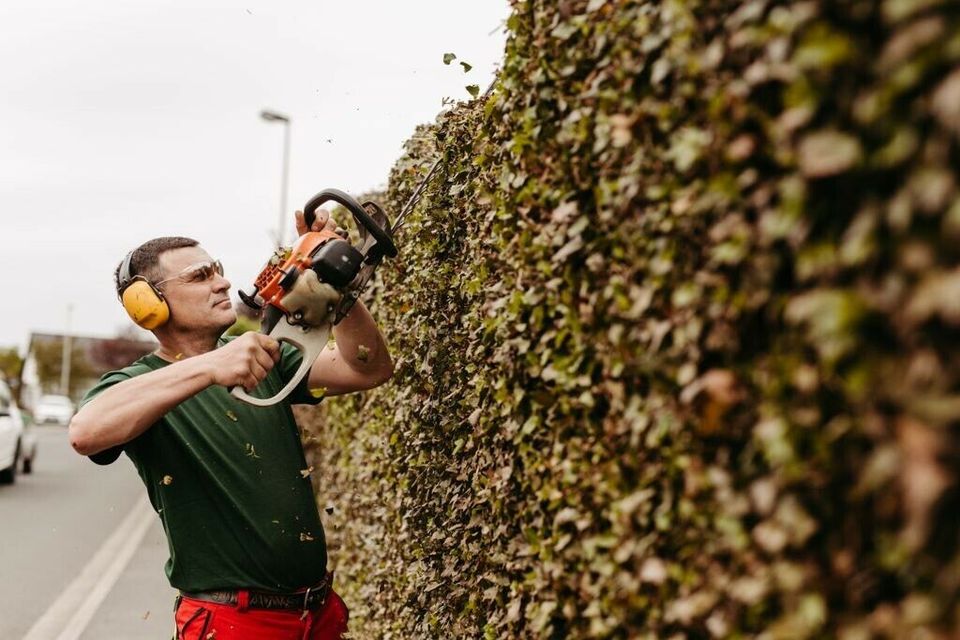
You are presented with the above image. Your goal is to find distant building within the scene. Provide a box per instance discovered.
[20,333,156,411]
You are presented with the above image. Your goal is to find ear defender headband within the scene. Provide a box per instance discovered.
[118,250,170,330]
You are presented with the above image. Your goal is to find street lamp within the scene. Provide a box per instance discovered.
[260,109,291,247]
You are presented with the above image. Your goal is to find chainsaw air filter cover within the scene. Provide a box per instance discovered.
[310,240,363,289]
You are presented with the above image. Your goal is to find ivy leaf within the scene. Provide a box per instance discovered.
[443,52,457,65]
[466,84,480,98]
[460,61,473,73]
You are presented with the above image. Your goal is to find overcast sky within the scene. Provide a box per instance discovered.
[0,0,509,351]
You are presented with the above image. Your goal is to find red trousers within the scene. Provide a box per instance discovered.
[174,589,348,640]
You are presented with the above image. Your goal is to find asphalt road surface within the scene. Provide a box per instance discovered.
[0,425,176,639]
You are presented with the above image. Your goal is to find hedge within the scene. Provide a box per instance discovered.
[298,1,960,637]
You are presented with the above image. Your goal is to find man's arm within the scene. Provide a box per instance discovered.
[306,299,394,397]
[293,208,393,396]
[69,333,280,456]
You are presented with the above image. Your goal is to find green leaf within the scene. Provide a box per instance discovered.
[443,52,457,65]
[460,61,473,73]
[466,84,480,98]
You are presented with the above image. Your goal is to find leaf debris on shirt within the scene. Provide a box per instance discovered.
[300,532,315,542]
[162,475,173,485]
[309,387,327,399]
[245,443,260,459]
[225,410,239,422]
[300,466,315,478]
[356,344,370,362]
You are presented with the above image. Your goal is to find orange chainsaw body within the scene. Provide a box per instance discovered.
[253,229,341,316]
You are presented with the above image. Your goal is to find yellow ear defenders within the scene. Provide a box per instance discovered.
[117,250,170,330]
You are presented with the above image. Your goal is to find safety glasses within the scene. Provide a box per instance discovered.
[155,260,224,287]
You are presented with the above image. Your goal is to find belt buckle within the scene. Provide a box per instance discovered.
[302,576,328,612]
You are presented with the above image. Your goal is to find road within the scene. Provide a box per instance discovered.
[0,425,176,639]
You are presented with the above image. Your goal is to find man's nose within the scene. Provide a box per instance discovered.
[213,274,231,292]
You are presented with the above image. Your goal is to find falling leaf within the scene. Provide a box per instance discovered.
[357,345,370,362]
[162,475,173,485]
[460,61,473,73]
[309,387,327,399]
[466,85,480,98]
[443,52,457,65]
[174,353,183,360]
[300,466,315,478]
[142,611,150,620]
[300,532,315,542]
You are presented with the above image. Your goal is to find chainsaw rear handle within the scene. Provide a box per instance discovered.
[230,315,332,407]
[303,189,398,260]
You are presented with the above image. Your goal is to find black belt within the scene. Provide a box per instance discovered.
[180,573,332,611]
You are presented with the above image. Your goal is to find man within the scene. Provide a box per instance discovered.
[69,209,392,639]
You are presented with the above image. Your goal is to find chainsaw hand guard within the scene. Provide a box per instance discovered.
[303,189,397,263]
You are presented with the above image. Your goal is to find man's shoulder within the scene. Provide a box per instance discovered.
[112,352,163,378]
[79,353,161,407]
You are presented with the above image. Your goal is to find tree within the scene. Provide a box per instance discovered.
[0,347,22,383]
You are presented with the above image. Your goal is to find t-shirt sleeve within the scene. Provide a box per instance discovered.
[78,370,136,466]
[277,341,326,406]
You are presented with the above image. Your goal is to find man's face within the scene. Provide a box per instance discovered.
[155,246,236,332]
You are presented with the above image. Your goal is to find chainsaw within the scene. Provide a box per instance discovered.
[230,188,399,406]
[231,82,493,406]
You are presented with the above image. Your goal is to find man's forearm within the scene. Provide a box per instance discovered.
[69,358,213,456]
[331,300,393,375]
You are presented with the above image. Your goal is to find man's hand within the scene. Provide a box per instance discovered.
[202,333,281,391]
[295,208,337,236]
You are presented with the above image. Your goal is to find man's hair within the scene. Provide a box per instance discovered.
[114,236,199,296]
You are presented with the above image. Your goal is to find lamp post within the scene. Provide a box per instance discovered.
[260,109,291,247]
[60,303,72,397]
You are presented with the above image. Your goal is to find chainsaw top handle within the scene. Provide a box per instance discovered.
[303,188,398,259]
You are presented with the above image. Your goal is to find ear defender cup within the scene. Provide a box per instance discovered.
[118,250,170,330]
[121,279,170,329]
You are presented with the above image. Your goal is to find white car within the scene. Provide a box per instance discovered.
[33,394,75,426]
[0,380,25,484]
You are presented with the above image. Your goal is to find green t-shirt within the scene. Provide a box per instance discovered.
[80,337,327,593]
